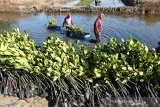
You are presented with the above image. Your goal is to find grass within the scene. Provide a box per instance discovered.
[76,0,94,6]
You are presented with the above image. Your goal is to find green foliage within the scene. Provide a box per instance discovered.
[48,19,56,27]
[81,37,160,86]
[76,0,94,6]
[0,29,160,92]
[67,25,83,34]
[42,35,83,81]
[0,29,41,72]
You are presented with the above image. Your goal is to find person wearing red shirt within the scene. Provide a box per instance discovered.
[62,13,73,27]
[94,13,105,42]
[62,13,73,36]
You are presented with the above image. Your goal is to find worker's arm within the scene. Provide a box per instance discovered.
[62,18,66,27]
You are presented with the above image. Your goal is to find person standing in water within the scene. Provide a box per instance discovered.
[62,13,73,36]
[94,13,105,42]
[95,0,98,6]
[95,0,101,6]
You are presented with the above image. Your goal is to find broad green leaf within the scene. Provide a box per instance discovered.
[134,72,138,76]
[140,79,144,82]
[47,67,53,72]
[122,80,127,84]
[122,66,127,70]
[139,71,143,76]
[53,75,59,81]
[128,66,133,71]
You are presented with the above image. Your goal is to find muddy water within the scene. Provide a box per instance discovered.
[0,12,160,49]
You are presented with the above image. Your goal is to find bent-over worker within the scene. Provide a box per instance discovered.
[62,13,73,36]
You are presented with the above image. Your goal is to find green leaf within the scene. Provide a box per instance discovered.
[122,66,127,70]
[88,78,93,83]
[105,80,110,85]
[128,66,133,71]
[134,72,138,76]
[65,69,71,76]
[144,46,148,53]
[47,72,51,76]
[115,53,118,60]
[122,80,127,84]
[95,72,101,78]
[3,51,12,56]
[129,39,134,45]
[53,75,59,81]
[18,50,26,57]
[140,79,144,82]
[113,64,117,69]
[47,67,53,72]
[55,56,62,63]
[139,71,143,76]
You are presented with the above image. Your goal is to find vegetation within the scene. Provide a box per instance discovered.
[76,0,94,6]
[0,29,41,72]
[67,25,83,34]
[48,19,56,27]
[1,29,160,106]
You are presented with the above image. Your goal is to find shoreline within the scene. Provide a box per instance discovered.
[0,1,160,14]
[43,6,145,14]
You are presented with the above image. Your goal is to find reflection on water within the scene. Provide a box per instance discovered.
[0,13,34,32]
[91,0,125,7]
[0,12,160,49]
[0,14,19,32]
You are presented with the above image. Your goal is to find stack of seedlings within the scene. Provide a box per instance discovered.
[0,29,160,107]
[0,29,49,99]
[67,25,83,34]
[48,19,56,27]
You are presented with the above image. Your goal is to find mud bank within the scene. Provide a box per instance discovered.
[121,0,160,14]
[0,2,20,13]
[0,94,48,107]
[0,0,160,14]
[42,1,160,14]
[0,0,73,13]
[143,1,160,14]
[43,6,144,14]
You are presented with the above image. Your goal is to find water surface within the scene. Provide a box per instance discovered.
[0,12,160,49]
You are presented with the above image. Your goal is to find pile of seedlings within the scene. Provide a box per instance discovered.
[0,29,160,107]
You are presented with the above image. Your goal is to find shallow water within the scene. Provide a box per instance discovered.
[91,0,125,7]
[0,12,160,49]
